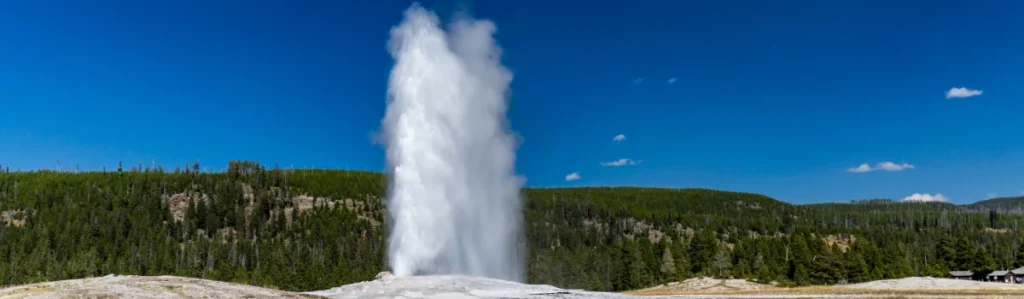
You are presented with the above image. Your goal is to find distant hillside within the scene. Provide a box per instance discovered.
[965,196,1024,213]
[803,198,961,211]
[822,196,1024,215]
[1,161,1023,293]
[805,197,1024,214]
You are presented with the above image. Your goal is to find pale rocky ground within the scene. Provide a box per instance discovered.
[3,274,1024,299]
[307,274,625,299]
[0,274,320,298]
[639,276,1024,299]
[843,276,1024,291]
[638,277,778,293]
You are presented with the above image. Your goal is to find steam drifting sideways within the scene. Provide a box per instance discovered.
[381,4,525,282]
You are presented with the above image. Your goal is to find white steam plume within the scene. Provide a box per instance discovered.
[382,4,524,282]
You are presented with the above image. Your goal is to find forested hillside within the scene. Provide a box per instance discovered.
[1,161,1022,292]
[966,196,1024,214]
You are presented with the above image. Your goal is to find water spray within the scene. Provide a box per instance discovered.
[381,4,524,281]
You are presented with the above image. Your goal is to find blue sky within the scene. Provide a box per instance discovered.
[1,0,1021,204]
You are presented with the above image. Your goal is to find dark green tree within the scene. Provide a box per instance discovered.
[1015,242,1024,268]
[688,231,717,275]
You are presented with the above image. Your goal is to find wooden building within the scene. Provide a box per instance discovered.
[949,270,973,280]
[987,270,1015,283]
[1013,266,1024,283]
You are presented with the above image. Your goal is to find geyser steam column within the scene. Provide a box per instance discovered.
[381,4,524,282]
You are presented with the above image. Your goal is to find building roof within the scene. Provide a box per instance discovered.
[989,270,1010,276]
[950,270,973,276]
[1013,266,1024,275]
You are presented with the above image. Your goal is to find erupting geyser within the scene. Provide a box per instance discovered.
[381,4,524,281]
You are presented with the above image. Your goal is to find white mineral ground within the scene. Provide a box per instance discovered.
[4,274,1024,299]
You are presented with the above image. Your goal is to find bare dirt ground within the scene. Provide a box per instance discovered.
[4,275,1024,299]
[630,276,1024,299]
[0,274,322,299]
[311,275,1024,299]
[638,277,778,293]
[844,276,1024,291]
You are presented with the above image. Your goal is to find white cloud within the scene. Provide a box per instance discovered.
[667,77,677,84]
[901,193,949,202]
[565,172,581,181]
[987,192,998,199]
[600,158,638,167]
[632,77,644,84]
[875,161,915,172]
[847,161,914,173]
[846,163,872,173]
[945,87,983,99]
[613,134,626,142]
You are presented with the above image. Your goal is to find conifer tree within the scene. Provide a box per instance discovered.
[1015,243,1024,268]
[659,244,676,277]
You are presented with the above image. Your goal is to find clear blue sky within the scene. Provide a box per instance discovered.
[1,0,1022,204]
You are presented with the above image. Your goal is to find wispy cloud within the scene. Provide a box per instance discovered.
[601,158,638,167]
[875,162,915,172]
[565,172,581,181]
[901,193,948,202]
[613,134,626,143]
[946,87,983,99]
[667,77,677,84]
[847,164,872,173]
[632,77,644,85]
[847,161,914,173]
[987,192,998,199]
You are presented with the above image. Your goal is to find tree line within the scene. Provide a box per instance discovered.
[0,161,1022,291]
